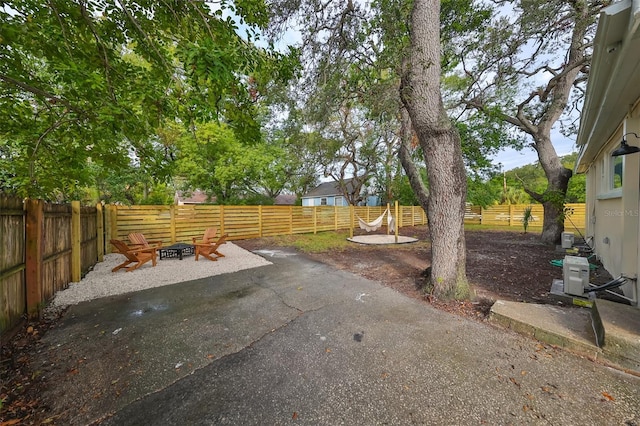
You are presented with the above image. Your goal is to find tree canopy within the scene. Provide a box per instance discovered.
[1,0,590,212]
[0,0,297,201]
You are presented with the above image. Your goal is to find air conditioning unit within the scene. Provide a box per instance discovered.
[561,232,574,249]
[563,255,589,296]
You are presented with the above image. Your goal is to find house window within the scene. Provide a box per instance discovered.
[612,155,623,189]
[320,198,327,206]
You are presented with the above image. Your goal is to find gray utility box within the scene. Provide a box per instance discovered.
[563,255,589,296]
[561,232,574,249]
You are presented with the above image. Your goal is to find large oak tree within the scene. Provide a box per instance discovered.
[401,0,470,299]
[457,0,604,243]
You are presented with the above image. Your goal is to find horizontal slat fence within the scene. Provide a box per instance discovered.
[3,199,585,336]
[479,203,585,231]
[106,203,585,250]
[107,205,408,246]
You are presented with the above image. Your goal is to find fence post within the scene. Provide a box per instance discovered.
[259,205,263,237]
[220,205,225,235]
[386,203,391,236]
[71,201,81,282]
[25,199,43,318]
[96,203,104,262]
[508,204,514,227]
[395,201,399,243]
[289,206,293,235]
[170,205,176,244]
[104,205,112,253]
[109,205,118,241]
[350,205,354,238]
[313,207,317,234]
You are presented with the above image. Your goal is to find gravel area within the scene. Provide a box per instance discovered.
[49,242,272,308]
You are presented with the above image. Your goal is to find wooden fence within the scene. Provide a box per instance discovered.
[104,204,429,246]
[2,199,585,335]
[478,203,585,231]
[1,196,102,334]
[105,203,585,246]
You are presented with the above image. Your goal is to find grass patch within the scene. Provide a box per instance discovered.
[269,231,353,253]
[265,229,432,253]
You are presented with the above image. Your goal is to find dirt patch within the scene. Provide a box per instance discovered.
[236,226,614,319]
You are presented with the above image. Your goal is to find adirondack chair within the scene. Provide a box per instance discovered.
[192,229,227,261]
[110,239,158,272]
[128,232,162,249]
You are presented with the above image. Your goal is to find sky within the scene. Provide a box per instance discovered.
[491,129,578,171]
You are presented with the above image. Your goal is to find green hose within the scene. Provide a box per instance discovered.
[550,259,598,270]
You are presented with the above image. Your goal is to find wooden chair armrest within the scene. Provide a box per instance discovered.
[129,246,158,255]
[192,242,212,248]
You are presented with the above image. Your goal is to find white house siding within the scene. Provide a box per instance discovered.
[585,104,640,302]
[576,0,640,305]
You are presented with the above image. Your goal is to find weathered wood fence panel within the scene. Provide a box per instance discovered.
[81,205,98,276]
[0,196,26,332]
[1,196,100,336]
[42,203,72,302]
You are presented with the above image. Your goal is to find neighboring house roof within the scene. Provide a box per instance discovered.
[274,194,296,205]
[174,190,210,204]
[576,0,640,173]
[302,178,357,198]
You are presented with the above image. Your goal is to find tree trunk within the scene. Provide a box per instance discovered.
[398,105,429,208]
[540,169,572,244]
[528,134,573,244]
[400,0,471,300]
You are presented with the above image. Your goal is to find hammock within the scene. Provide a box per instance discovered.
[356,208,395,233]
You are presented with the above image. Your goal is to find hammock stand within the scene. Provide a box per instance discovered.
[356,208,394,233]
[348,202,418,245]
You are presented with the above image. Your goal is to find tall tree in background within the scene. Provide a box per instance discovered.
[458,0,603,243]
[401,0,470,300]
[267,0,406,203]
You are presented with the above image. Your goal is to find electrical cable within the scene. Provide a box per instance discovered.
[566,214,593,253]
[584,276,627,293]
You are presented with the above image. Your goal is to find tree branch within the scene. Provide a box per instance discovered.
[0,74,85,115]
[116,0,172,72]
[514,172,544,203]
[79,0,117,102]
